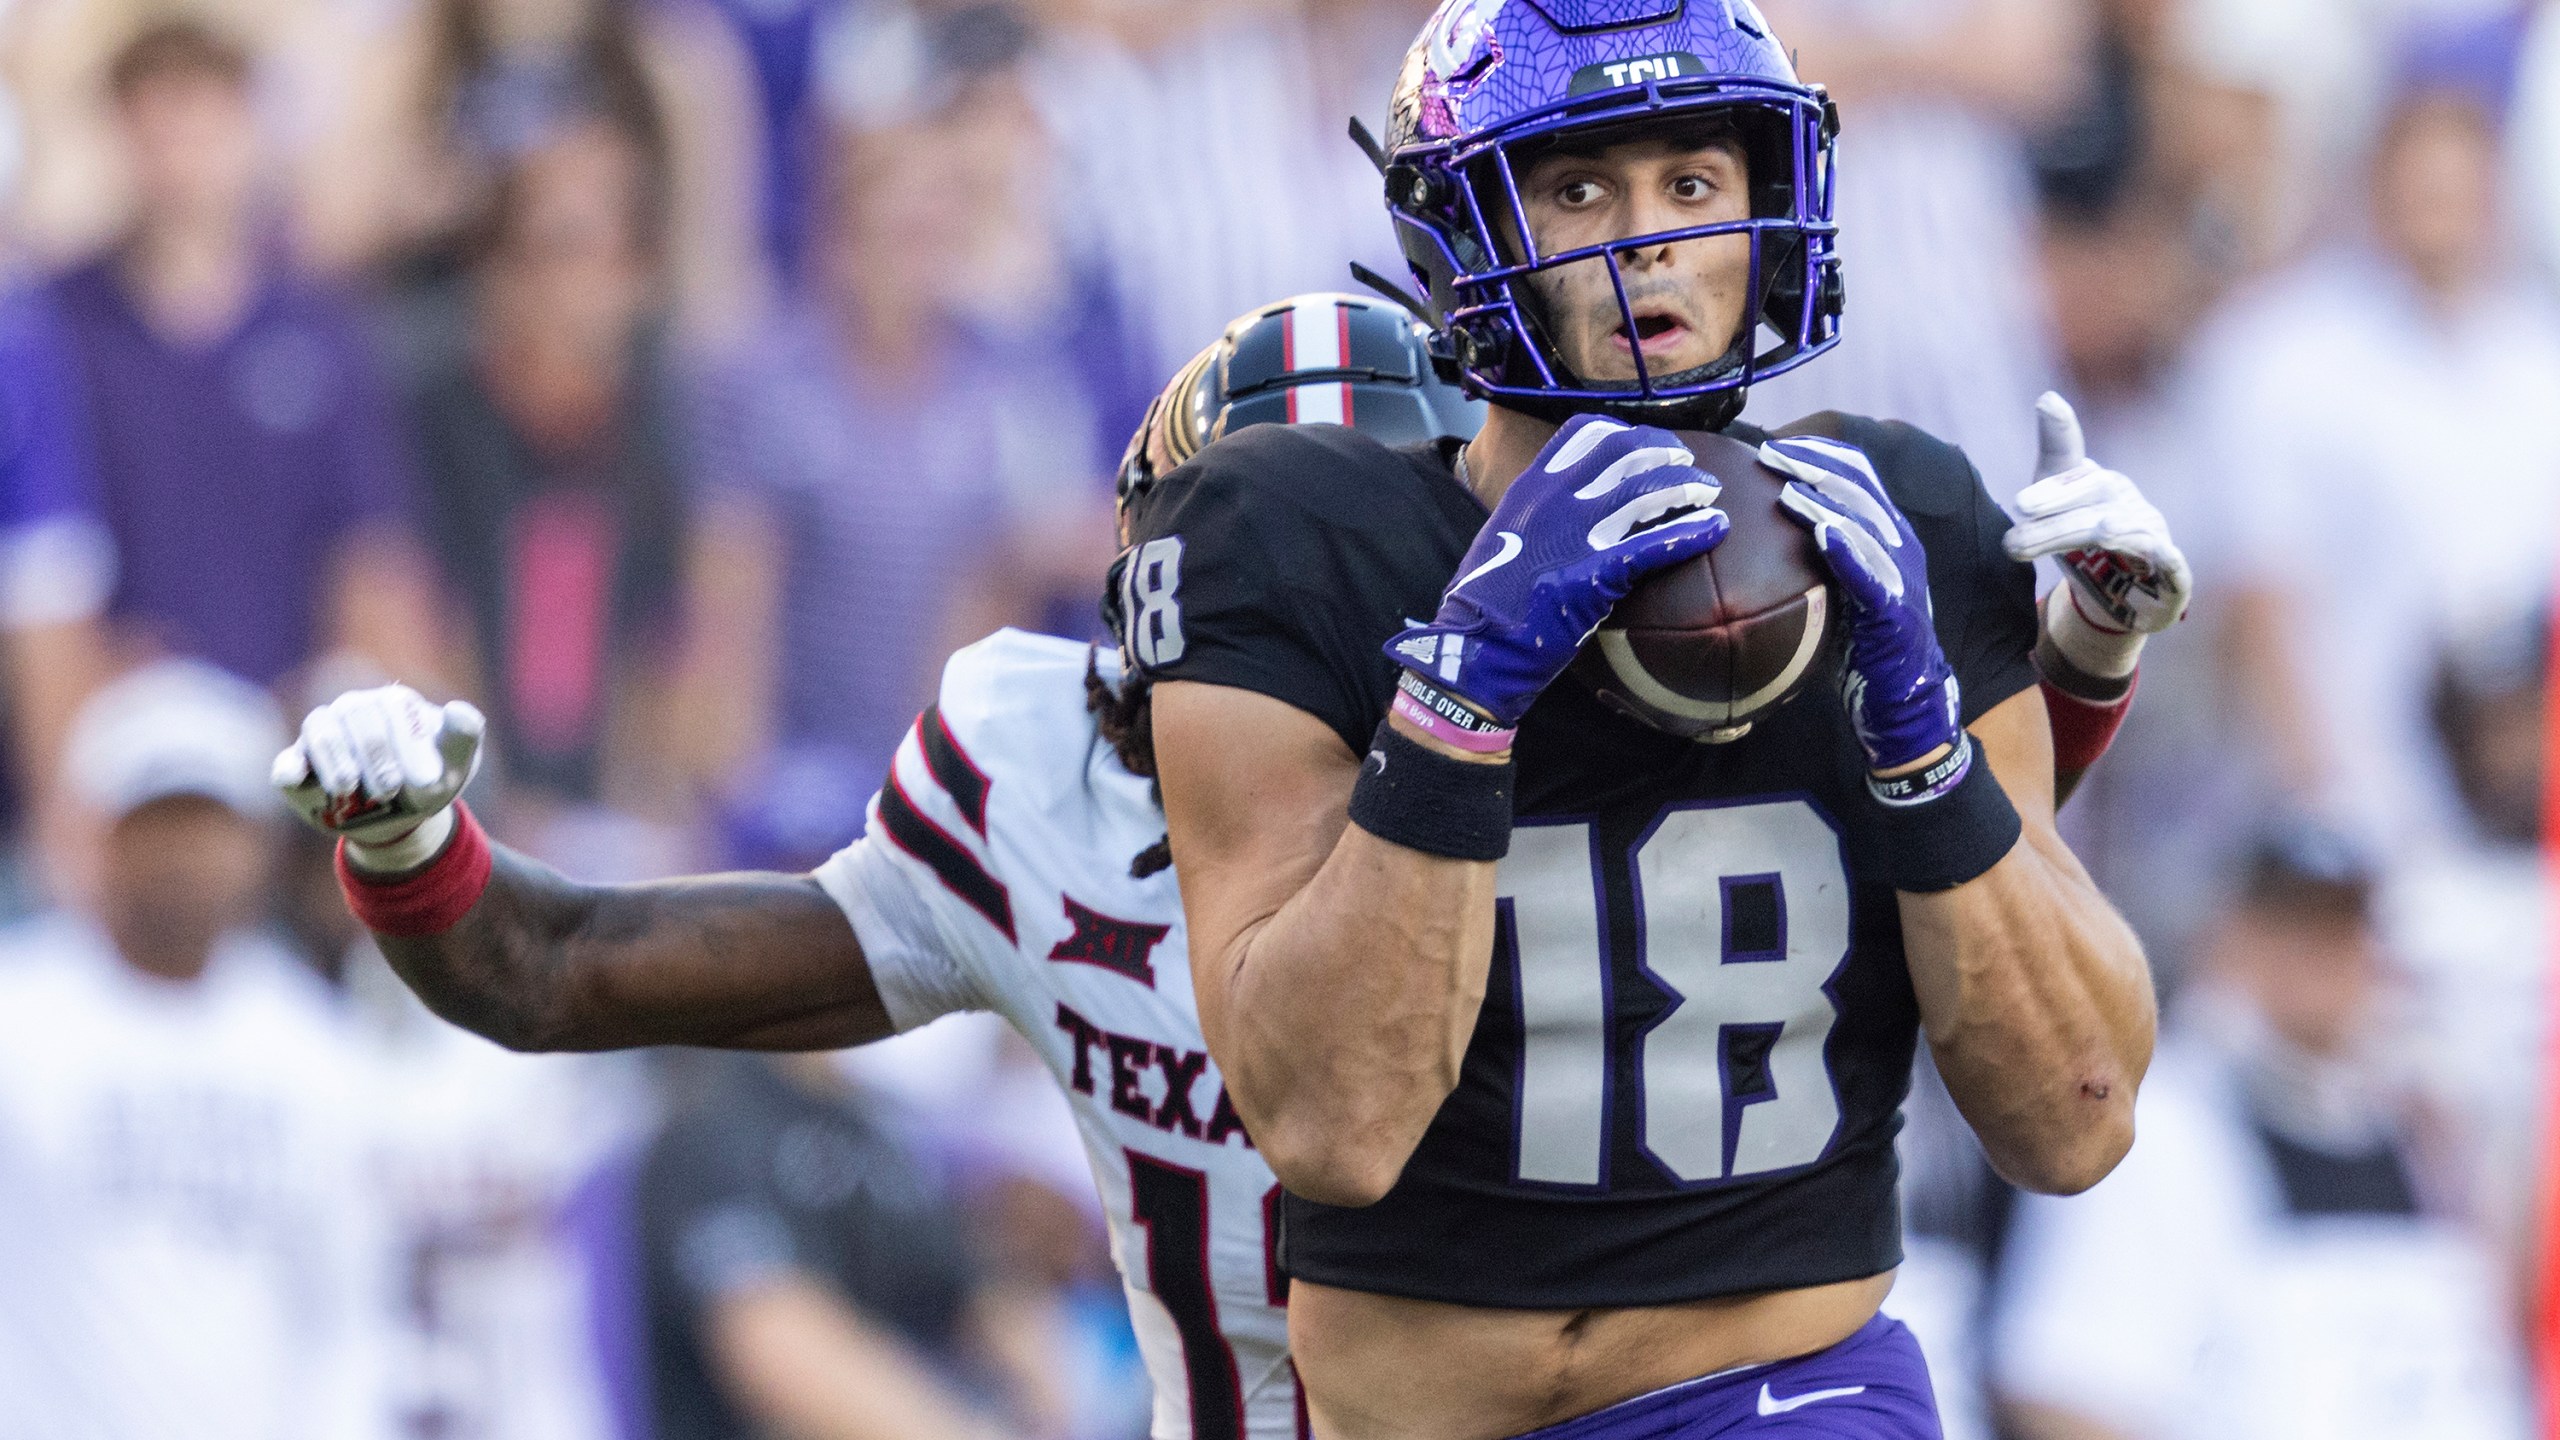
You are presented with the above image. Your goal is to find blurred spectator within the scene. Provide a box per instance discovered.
[2180,16,2560,854]
[35,19,443,709]
[345,946,651,1440]
[1991,823,2532,1440]
[2162,0,2524,269]
[865,3,1148,436]
[305,0,767,345]
[698,0,843,284]
[397,106,726,847]
[2518,0,2560,284]
[1024,0,1420,386]
[632,1051,1050,1440]
[700,105,1119,867]
[0,0,372,261]
[2382,604,2549,1284]
[2022,3,2244,975]
[1744,0,2084,495]
[0,660,388,1440]
[835,1017,1156,1439]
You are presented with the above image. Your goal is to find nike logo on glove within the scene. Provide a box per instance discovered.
[1756,1383,1866,1416]
[1454,531,1522,588]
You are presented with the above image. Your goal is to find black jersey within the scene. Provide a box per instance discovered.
[1128,417,2038,1309]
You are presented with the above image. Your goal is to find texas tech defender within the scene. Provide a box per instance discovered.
[274,297,1476,1440]
[1121,3,2170,1437]
[274,299,2184,1440]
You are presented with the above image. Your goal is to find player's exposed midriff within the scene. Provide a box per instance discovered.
[1287,1270,1897,1440]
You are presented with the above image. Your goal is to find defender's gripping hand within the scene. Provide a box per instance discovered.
[1386,416,1730,731]
[1761,434,1961,777]
[2003,392,2192,683]
[275,685,485,872]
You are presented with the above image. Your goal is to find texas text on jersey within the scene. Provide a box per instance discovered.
[1122,414,2038,1306]
[817,631,1302,1440]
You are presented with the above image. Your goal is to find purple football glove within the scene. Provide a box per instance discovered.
[1388,416,1731,729]
[1760,435,1962,776]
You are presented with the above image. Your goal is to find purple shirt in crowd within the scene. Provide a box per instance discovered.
[0,282,108,630]
[698,305,1124,861]
[45,254,415,686]
[0,284,91,534]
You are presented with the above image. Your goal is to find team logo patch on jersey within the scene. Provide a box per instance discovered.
[1047,896,1172,987]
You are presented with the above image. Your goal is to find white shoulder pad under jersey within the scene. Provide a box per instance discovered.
[815,630,1300,1440]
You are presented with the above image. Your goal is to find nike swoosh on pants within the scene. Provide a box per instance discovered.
[1756,1382,1867,1417]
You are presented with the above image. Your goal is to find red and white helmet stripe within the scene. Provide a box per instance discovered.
[1279,298,1355,426]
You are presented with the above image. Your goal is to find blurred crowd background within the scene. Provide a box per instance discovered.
[0,0,2554,1436]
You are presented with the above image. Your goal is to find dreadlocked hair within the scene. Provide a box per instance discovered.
[1085,647,1172,878]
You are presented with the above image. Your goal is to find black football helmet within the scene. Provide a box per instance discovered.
[1113,291,1485,538]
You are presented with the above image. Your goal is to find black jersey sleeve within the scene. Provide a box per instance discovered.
[1120,423,1484,756]
[1771,413,2040,724]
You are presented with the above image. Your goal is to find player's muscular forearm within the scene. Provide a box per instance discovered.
[376,847,891,1053]
[1899,689,2155,1194]
[1156,682,1497,1208]
[1765,427,2157,1193]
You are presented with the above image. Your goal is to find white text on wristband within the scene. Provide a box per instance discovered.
[1868,734,1974,807]
[1391,685,1517,755]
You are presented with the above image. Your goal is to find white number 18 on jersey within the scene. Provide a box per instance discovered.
[1502,799,1850,1188]
[1120,537,1187,668]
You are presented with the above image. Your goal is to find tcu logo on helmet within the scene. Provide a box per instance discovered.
[1426,0,1505,89]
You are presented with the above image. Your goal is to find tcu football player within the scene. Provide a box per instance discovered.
[1117,2,2179,1438]
[275,281,2182,1439]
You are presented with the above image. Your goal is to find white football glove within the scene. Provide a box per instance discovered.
[274,684,485,871]
[2003,392,2193,681]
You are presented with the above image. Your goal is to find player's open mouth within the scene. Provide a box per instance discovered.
[1612,311,1692,361]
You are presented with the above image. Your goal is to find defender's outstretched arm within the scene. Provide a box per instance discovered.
[374,853,888,1053]
[276,685,892,1053]
[2004,393,2194,812]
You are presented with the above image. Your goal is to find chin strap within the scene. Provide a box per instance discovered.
[1347,115,1388,174]
[1348,262,1435,327]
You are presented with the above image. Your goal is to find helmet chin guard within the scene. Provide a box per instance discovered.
[1383,0,1844,429]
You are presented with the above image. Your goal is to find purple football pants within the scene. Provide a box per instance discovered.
[1508,1315,1942,1440]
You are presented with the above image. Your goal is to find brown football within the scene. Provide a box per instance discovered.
[1569,428,1841,742]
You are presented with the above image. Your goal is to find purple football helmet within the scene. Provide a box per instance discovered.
[1384,0,1842,429]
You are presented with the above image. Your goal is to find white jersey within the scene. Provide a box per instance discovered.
[0,916,391,1440]
[817,630,1300,1440]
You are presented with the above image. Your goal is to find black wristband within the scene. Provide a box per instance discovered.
[1347,718,1514,862]
[1864,737,2021,892]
